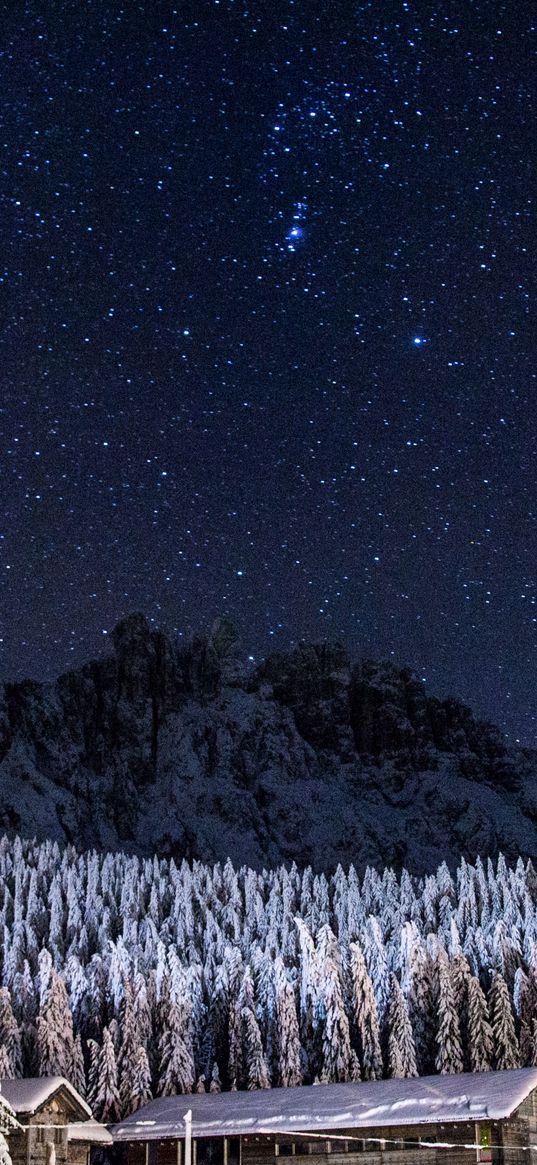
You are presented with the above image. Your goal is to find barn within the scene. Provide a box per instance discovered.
[113,1069,537,1165]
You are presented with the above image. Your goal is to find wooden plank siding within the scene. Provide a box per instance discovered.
[241,1124,483,1165]
[127,1120,506,1165]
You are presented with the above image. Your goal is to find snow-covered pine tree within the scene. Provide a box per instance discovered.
[513,967,537,1065]
[434,951,464,1074]
[48,873,65,960]
[0,987,22,1076]
[315,925,352,1083]
[36,968,75,1077]
[273,956,302,1088]
[85,1039,100,1111]
[118,978,142,1115]
[65,870,83,953]
[488,972,520,1070]
[0,1132,12,1165]
[68,1032,86,1096]
[238,967,270,1089]
[362,917,391,1028]
[241,1007,270,1089]
[450,952,471,1013]
[127,1046,153,1114]
[63,955,90,1035]
[493,919,522,988]
[346,866,365,943]
[348,942,383,1081]
[132,969,153,1046]
[11,959,36,1029]
[227,993,243,1089]
[158,1000,196,1096]
[450,952,472,1066]
[466,976,493,1073]
[93,1026,121,1123]
[386,974,417,1079]
[399,922,435,1074]
[295,916,321,1077]
[85,956,108,1042]
[206,950,233,1086]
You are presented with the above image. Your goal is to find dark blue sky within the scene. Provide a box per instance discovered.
[1,0,536,744]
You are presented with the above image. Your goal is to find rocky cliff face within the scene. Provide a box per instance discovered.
[0,613,536,872]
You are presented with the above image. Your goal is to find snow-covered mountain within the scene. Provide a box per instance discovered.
[1,612,536,872]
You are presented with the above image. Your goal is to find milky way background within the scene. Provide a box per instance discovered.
[1,1,536,744]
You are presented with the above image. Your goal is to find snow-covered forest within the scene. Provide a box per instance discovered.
[0,836,536,1122]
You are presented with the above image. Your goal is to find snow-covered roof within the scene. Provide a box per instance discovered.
[0,1078,92,1119]
[113,1070,537,1142]
[67,1120,113,1145]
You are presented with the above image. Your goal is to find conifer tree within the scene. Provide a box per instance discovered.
[434,954,464,1074]
[158,1001,195,1095]
[68,1034,86,1097]
[386,975,417,1078]
[348,1049,361,1082]
[128,1046,153,1114]
[93,1027,121,1123]
[295,917,320,1077]
[133,970,152,1046]
[450,953,472,1066]
[362,917,391,1026]
[0,1046,12,1078]
[242,1007,271,1089]
[0,1132,12,1165]
[227,992,243,1089]
[273,957,302,1088]
[85,1039,101,1111]
[118,979,142,1114]
[36,969,75,1077]
[399,923,435,1074]
[488,973,520,1070]
[316,925,352,1083]
[349,943,383,1080]
[0,987,22,1076]
[513,968,537,1065]
[466,976,493,1073]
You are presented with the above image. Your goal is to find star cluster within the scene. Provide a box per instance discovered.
[0,0,536,744]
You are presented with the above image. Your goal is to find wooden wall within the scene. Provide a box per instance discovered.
[8,1094,91,1165]
[124,1104,537,1165]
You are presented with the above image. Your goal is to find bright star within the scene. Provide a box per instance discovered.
[412,335,426,346]
[286,225,304,250]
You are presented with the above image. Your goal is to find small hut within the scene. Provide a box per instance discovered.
[0,1078,112,1165]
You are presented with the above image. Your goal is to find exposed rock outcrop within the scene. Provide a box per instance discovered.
[0,614,535,872]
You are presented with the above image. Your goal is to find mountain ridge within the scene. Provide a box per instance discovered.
[1,612,536,873]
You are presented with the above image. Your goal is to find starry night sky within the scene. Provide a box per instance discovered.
[1,1,536,744]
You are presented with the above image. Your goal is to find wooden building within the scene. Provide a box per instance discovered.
[113,1069,537,1165]
[0,1078,112,1165]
